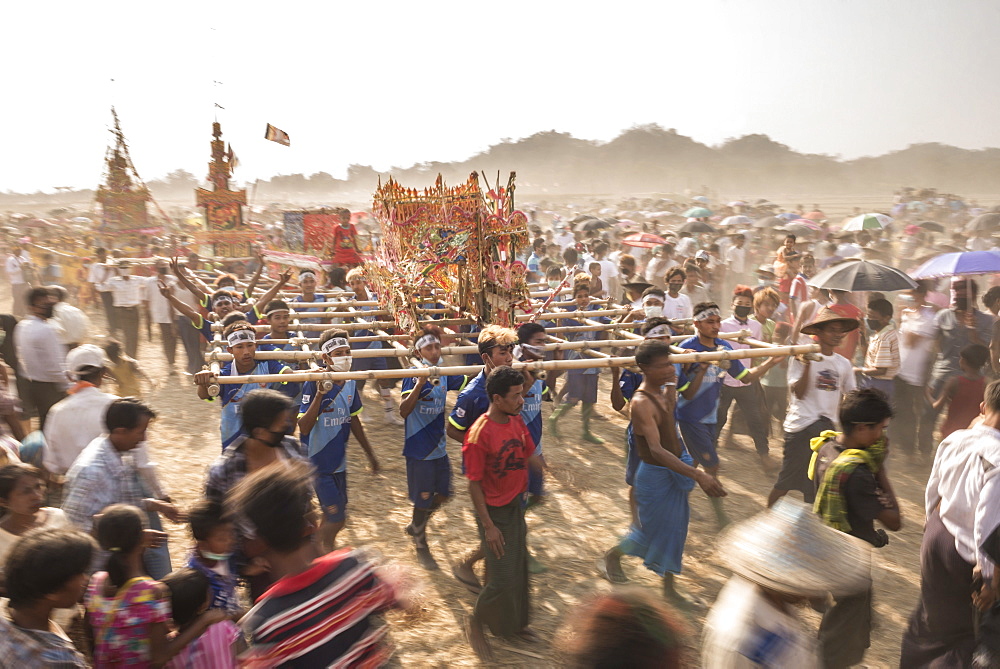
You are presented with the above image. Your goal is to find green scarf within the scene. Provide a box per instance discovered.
[809,431,887,532]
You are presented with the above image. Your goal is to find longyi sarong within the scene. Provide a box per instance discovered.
[474,496,529,637]
[621,452,696,576]
[900,506,977,668]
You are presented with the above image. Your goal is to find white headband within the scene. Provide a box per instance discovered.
[299,271,317,281]
[415,334,440,350]
[227,330,256,347]
[693,307,722,321]
[321,337,350,355]
[265,308,290,318]
[641,294,664,307]
[213,296,234,309]
[644,324,672,338]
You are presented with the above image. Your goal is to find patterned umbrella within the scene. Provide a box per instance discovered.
[842,213,893,231]
[622,232,668,249]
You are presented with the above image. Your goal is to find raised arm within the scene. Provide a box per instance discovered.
[170,257,209,305]
[249,267,292,315]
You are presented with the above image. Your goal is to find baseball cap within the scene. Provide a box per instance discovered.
[66,344,109,373]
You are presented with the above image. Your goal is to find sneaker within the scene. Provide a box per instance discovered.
[384,410,404,426]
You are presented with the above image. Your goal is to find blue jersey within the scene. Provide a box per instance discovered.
[292,294,327,339]
[675,337,748,424]
[521,377,547,455]
[349,298,384,351]
[218,359,298,449]
[401,371,467,460]
[448,371,489,432]
[463,324,483,366]
[298,380,362,474]
[562,306,610,375]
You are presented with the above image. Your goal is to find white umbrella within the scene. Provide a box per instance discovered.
[721,215,753,227]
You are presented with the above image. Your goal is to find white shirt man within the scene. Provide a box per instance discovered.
[553,229,575,250]
[42,345,162,495]
[102,271,145,308]
[15,312,66,384]
[726,243,746,276]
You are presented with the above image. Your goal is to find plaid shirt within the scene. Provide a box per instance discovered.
[205,435,308,502]
[0,614,86,668]
[62,437,147,534]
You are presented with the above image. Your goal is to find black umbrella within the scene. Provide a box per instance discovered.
[807,259,917,292]
[570,214,596,225]
[968,213,1000,232]
[916,220,945,233]
[680,220,716,234]
[574,218,612,232]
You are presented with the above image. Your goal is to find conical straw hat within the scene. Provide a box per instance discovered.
[718,498,872,598]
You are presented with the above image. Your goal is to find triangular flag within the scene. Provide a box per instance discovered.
[227,143,239,174]
[264,123,290,146]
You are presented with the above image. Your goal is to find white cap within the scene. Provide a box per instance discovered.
[695,250,710,260]
[66,344,109,373]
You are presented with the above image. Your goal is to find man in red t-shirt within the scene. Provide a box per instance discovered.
[462,365,542,660]
[331,208,362,268]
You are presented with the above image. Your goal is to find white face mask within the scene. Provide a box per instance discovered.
[644,305,664,319]
[330,356,352,373]
[548,280,560,289]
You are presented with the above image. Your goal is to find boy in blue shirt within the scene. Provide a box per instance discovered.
[400,326,467,569]
[194,321,300,450]
[676,302,779,527]
[298,328,380,552]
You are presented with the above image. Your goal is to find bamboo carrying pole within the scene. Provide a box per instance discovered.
[206,342,820,391]
[203,331,754,362]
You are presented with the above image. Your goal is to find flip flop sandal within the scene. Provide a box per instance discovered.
[451,565,483,594]
[596,558,629,584]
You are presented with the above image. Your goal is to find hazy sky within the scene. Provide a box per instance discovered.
[5,0,1000,192]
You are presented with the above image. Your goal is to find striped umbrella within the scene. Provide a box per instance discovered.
[842,213,893,231]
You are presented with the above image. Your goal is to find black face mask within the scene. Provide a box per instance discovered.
[260,426,291,448]
[954,298,969,312]
[866,318,881,331]
[157,267,168,275]
[734,305,752,319]
[36,305,54,319]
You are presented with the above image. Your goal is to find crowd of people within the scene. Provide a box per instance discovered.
[0,194,997,667]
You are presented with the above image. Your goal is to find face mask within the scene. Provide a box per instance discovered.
[37,305,54,319]
[200,549,232,562]
[734,305,752,319]
[157,267,168,275]
[866,318,881,331]
[954,298,969,312]
[330,356,352,373]
[119,268,130,277]
[521,343,545,359]
[644,305,663,319]
[548,280,560,289]
[264,429,288,448]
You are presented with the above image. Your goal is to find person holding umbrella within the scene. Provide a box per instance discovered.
[920,277,993,455]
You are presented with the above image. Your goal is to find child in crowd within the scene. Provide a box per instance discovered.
[162,568,241,669]
[773,234,797,279]
[587,261,605,297]
[0,527,94,667]
[185,498,242,616]
[231,461,414,668]
[86,504,224,668]
[932,344,989,439]
[104,338,155,397]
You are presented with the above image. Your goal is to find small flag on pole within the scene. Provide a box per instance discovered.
[264,123,290,146]
[227,144,239,174]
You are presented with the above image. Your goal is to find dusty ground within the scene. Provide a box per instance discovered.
[63,303,927,668]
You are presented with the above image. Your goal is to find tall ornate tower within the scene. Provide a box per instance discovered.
[96,108,152,234]
[195,122,249,257]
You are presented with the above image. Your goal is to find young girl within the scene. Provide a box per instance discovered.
[86,505,224,668]
[933,344,989,439]
[104,339,154,397]
[773,234,797,279]
[162,568,240,669]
